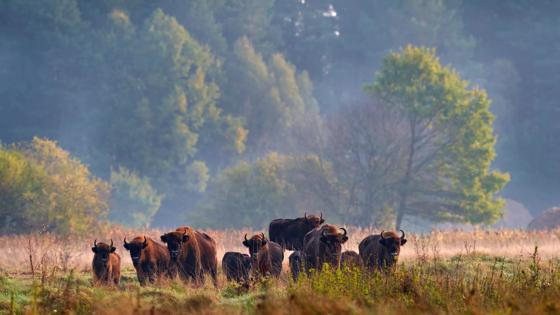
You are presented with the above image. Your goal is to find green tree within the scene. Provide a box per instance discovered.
[97,9,245,194]
[109,167,162,229]
[198,152,338,228]
[20,138,110,234]
[0,138,110,234]
[0,147,46,233]
[368,46,509,228]
[221,37,318,154]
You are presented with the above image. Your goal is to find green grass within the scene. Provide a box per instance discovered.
[2,252,560,314]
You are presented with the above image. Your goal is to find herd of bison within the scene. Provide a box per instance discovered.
[90,213,407,286]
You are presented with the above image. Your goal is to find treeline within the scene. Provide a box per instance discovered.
[1,0,556,232]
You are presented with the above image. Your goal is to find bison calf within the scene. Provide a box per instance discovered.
[124,236,170,285]
[302,224,348,274]
[243,233,284,279]
[222,252,252,283]
[340,250,363,269]
[359,230,407,272]
[91,239,120,286]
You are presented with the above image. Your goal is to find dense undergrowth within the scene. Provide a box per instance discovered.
[2,249,560,314]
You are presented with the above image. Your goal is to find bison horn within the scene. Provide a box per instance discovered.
[93,239,97,247]
[400,229,405,239]
[304,212,307,220]
[244,233,248,242]
[260,232,265,240]
[123,237,128,245]
[320,212,323,220]
[340,227,347,237]
[380,231,385,240]
[110,239,113,248]
[143,236,148,246]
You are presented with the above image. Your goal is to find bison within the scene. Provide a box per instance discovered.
[222,252,252,283]
[160,226,218,286]
[269,212,325,250]
[91,239,120,286]
[340,250,363,269]
[289,251,303,281]
[302,224,348,273]
[123,236,170,285]
[359,230,407,272]
[242,233,284,279]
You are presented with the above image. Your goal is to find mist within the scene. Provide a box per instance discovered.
[1,0,558,231]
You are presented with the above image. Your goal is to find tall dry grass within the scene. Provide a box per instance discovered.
[1,226,559,273]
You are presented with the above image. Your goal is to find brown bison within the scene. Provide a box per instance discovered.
[302,224,348,273]
[242,233,284,278]
[123,236,170,285]
[289,251,303,281]
[269,213,325,250]
[160,226,218,285]
[91,239,120,286]
[359,230,407,271]
[222,252,252,283]
[340,250,363,269]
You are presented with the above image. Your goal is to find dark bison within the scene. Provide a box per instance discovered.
[359,230,407,271]
[269,213,325,250]
[340,250,363,269]
[123,236,170,285]
[222,252,252,283]
[91,239,120,286]
[289,251,303,281]
[302,224,348,273]
[160,226,218,285]
[242,233,284,279]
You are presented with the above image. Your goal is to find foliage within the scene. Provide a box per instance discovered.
[0,138,109,235]
[367,46,509,228]
[198,152,336,228]
[109,167,162,229]
[19,138,110,234]
[0,147,46,233]
[0,0,558,229]
[221,37,319,154]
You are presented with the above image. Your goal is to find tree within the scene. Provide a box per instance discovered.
[0,138,110,234]
[109,167,162,229]
[323,101,406,227]
[221,37,319,155]
[368,46,509,228]
[197,152,335,228]
[0,146,46,233]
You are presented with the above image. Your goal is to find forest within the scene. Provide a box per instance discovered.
[1,0,559,233]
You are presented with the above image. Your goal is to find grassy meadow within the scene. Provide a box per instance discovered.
[1,227,560,314]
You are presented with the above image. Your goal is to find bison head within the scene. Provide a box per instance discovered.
[91,239,115,267]
[304,212,325,228]
[123,236,148,265]
[320,227,348,264]
[379,230,407,261]
[242,233,267,259]
[160,231,189,260]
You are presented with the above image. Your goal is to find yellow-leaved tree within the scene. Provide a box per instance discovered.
[16,138,109,234]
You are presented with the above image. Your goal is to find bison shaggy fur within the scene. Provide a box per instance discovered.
[269,213,325,250]
[359,230,407,272]
[124,236,170,285]
[91,240,120,286]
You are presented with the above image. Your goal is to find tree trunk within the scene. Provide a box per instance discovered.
[396,116,417,230]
